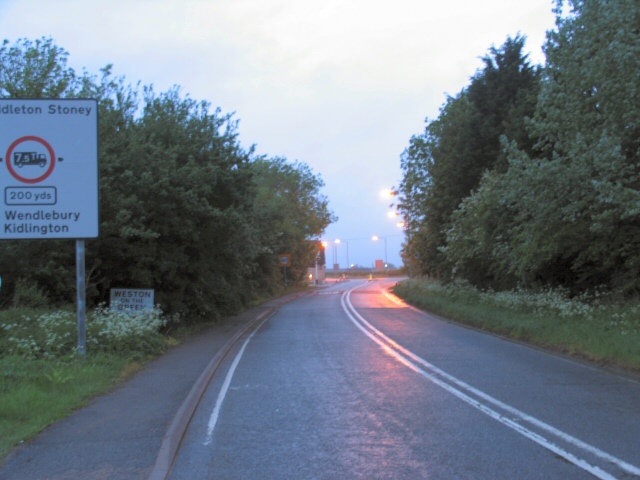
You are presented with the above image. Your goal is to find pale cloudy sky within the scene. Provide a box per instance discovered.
[0,0,557,268]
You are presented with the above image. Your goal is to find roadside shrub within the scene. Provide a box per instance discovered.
[0,306,169,359]
[11,279,49,309]
[395,278,640,337]
[88,305,167,354]
[478,287,595,319]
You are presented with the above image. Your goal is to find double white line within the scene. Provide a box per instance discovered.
[341,283,640,480]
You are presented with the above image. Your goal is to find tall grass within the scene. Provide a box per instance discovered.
[393,278,640,371]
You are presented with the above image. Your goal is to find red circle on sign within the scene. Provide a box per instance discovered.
[6,136,56,184]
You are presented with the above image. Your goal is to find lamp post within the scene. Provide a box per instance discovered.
[336,238,353,270]
[346,240,350,270]
[371,235,388,269]
[334,238,341,270]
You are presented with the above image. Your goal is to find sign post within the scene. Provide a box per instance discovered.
[76,239,87,355]
[0,99,99,356]
[279,254,291,288]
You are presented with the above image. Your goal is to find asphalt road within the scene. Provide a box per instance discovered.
[169,278,640,480]
[0,297,298,480]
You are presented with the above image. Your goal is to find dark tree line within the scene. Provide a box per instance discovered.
[399,0,640,295]
[0,37,335,318]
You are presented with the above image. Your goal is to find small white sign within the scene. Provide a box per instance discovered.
[110,289,155,312]
[0,99,99,239]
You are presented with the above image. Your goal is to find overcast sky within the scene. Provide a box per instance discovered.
[0,0,557,268]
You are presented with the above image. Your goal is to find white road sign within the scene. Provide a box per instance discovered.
[110,288,155,312]
[0,99,99,239]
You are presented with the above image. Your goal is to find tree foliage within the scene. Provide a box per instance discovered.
[250,157,336,288]
[399,35,539,282]
[0,37,80,98]
[0,37,335,317]
[403,0,640,295]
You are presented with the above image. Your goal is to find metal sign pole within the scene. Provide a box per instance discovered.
[76,239,87,356]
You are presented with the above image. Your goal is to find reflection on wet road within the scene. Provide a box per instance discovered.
[171,279,640,479]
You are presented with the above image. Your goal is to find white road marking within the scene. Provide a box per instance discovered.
[342,282,640,480]
[204,317,269,446]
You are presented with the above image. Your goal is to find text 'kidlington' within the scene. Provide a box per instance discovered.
[3,209,81,236]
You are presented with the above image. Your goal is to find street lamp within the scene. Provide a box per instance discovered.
[381,188,398,199]
[371,235,388,268]
[337,238,350,269]
[334,239,341,270]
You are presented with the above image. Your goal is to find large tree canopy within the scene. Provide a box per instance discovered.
[0,37,335,317]
[250,157,336,287]
[402,0,640,295]
[399,35,539,282]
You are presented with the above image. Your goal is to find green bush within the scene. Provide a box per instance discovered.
[11,279,49,309]
[0,306,170,359]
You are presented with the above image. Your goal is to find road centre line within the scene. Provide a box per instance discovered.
[341,282,640,480]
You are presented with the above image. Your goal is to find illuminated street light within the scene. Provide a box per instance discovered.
[334,238,341,269]
[371,235,388,268]
[335,238,351,269]
[381,187,399,198]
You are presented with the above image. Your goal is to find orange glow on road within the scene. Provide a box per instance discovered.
[382,289,408,307]
[349,284,407,310]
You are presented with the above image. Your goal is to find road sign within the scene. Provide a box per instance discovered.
[279,254,291,267]
[110,288,155,313]
[0,99,99,239]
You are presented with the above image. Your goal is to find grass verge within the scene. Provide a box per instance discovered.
[0,286,312,463]
[0,305,172,462]
[393,278,640,372]
[0,353,138,461]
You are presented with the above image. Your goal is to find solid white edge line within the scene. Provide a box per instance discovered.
[342,282,633,480]
[204,317,269,446]
[347,284,640,477]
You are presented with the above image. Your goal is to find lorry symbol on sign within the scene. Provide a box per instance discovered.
[14,151,47,168]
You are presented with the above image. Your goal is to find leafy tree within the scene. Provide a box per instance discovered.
[397,134,431,274]
[511,0,640,292]
[466,35,540,172]
[399,36,540,281]
[399,93,476,278]
[250,157,336,288]
[446,0,640,293]
[0,37,335,316]
[91,85,261,316]
[0,37,80,98]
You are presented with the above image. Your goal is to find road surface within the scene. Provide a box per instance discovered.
[169,278,640,479]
